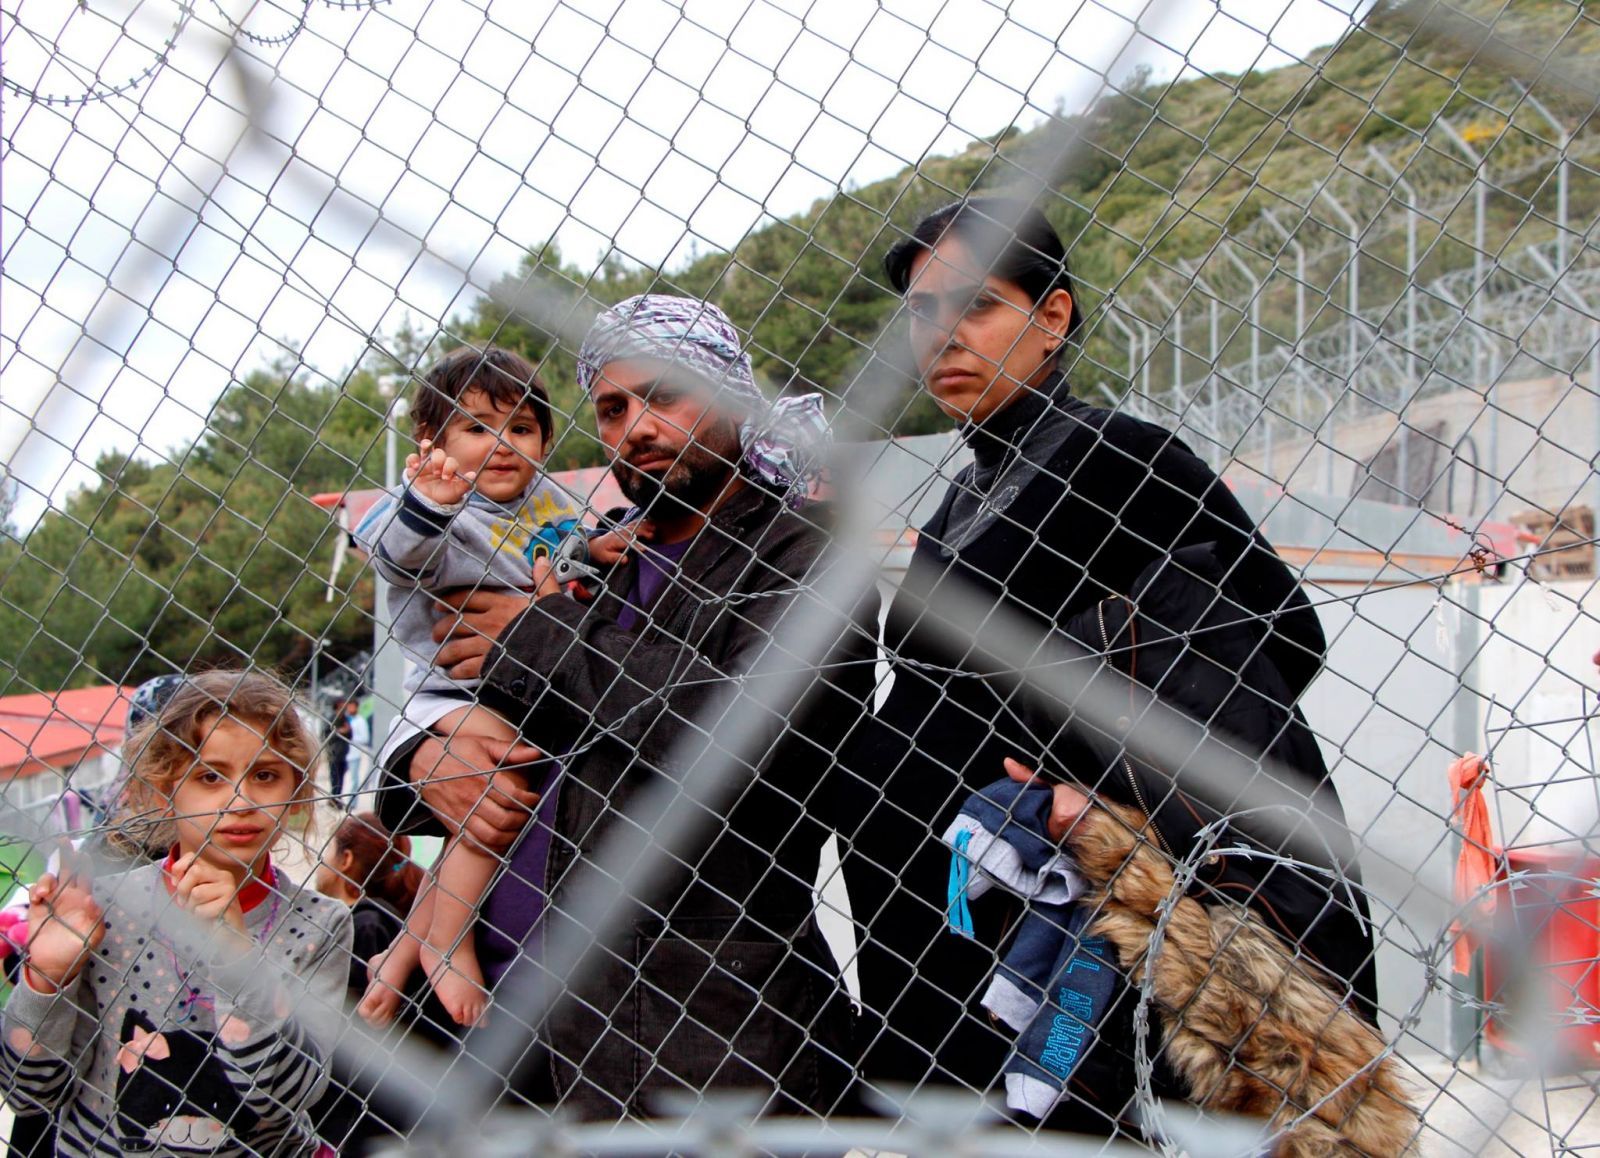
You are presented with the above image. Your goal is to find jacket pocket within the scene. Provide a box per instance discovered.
[631,927,822,1111]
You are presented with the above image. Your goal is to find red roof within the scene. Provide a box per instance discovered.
[0,685,133,779]
[547,466,628,515]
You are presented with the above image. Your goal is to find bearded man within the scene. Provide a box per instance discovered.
[377,295,877,1120]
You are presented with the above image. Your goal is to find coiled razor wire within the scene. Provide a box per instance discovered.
[0,2,194,106]
[0,0,401,104]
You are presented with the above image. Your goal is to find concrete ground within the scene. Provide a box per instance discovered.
[1408,1056,1600,1156]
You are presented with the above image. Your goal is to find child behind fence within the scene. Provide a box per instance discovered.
[0,670,353,1158]
[351,346,636,1028]
[310,811,427,1156]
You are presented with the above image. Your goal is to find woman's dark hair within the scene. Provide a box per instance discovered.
[884,197,1084,340]
[413,345,554,445]
[331,810,423,915]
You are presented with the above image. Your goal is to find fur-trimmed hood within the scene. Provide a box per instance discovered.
[1066,797,1419,1157]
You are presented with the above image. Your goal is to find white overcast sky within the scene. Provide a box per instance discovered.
[1,0,1372,529]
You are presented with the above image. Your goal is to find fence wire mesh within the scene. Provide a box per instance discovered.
[4,0,1600,1154]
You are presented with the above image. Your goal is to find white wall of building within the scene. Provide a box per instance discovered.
[1306,573,1600,1055]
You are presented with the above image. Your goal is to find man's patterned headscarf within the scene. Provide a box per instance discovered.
[577,294,828,506]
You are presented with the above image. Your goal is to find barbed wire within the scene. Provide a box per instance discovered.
[0,2,195,106]
[0,0,401,105]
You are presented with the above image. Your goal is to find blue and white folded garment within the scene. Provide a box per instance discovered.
[944,779,1118,1119]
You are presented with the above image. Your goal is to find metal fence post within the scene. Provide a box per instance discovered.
[1439,119,1496,505]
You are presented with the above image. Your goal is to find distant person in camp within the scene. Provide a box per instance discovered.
[313,811,424,996]
[327,699,352,806]
[72,674,187,871]
[311,810,425,1155]
[346,699,373,806]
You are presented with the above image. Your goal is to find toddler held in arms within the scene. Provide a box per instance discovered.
[352,345,638,1027]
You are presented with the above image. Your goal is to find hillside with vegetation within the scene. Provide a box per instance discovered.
[473,0,1600,456]
[3,0,1595,691]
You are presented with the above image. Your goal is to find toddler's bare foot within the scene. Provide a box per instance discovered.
[419,941,488,1027]
[358,944,414,1028]
[358,976,404,1028]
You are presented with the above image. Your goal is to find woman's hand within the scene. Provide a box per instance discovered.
[24,851,104,992]
[411,733,543,854]
[1004,757,1090,843]
[169,854,246,932]
[430,588,531,680]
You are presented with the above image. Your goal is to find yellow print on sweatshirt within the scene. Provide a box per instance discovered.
[488,490,580,558]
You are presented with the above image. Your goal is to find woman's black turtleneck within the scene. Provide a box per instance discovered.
[925,371,1081,558]
[923,368,1324,697]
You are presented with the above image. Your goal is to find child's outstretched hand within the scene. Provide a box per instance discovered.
[405,440,475,507]
[24,847,104,992]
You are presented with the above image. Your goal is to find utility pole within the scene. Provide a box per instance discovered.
[371,390,410,763]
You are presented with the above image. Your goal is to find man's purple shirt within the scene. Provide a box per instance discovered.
[477,539,693,986]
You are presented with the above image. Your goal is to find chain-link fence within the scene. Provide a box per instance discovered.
[4,0,1600,1153]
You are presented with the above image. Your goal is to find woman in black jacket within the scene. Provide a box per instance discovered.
[843,198,1376,1130]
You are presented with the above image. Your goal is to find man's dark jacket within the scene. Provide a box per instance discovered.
[840,374,1374,1125]
[383,484,879,1119]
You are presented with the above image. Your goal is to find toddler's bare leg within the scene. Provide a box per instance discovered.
[359,881,432,1028]
[421,838,497,1027]
[418,705,524,1027]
